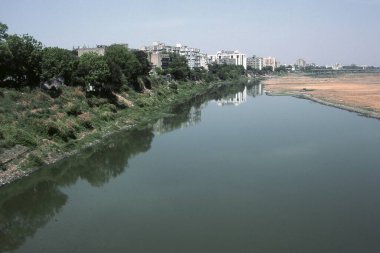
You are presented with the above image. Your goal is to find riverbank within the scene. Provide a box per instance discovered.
[0,78,250,187]
[263,73,380,119]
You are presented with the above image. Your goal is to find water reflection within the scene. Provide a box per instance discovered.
[0,127,154,252]
[215,83,262,106]
[153,105,204,134]
[0,80,260,252]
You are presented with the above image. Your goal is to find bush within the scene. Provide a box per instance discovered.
[78,112,93,129]
[22,153,46,169]
[169,83,178,90]
[45,119,76,141]
[65,102,82,116]
[100,111,115,121]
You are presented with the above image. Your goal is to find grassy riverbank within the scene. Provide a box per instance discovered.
[0,78,249,186]
[263,73,380,119]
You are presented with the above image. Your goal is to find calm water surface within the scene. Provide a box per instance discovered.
[1,83,380,253]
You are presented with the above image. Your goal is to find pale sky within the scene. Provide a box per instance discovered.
[1,0,380,66]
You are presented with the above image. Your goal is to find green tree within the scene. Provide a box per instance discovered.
[132,50,151,77]
[40,47,78,84]
[274,65,286,73]
[72,53,110,91]
[4,34,43,87]
[262,66,273,73]
[166,53,190,81]
[207,63,245,81]
[104,44,141,90]
[0,43,12,83]
[0,22,8,41]
[0,23,12,83]
[190,67,207,81]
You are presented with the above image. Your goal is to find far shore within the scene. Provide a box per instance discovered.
[263,73,380,119]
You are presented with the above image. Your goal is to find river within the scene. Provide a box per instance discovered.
[1,82,380,253]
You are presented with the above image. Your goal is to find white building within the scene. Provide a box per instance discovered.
[209,50,247,69]
[77,45,107,57]
[295,58,306,68]
[247,56,263,70]
[199,53,209,70]
[263,56,277,70]
[77,44,128,57]
[141,42,207,69]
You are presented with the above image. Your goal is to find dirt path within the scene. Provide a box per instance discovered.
[263,73,380,119]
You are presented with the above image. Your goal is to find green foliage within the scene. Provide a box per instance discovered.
[0,123,38,148]
[41,47,78,84]
[262,66,273,72]
[190,67,207,81]
[0,42,12,82]
[132,50,152,77]
[275,66,287,72]
[44,119,77,141]
[165,53,190,80]
[0,23,11,82]
[3,34,43,87]
[104,45,142,91]
[207,63,245,81]
[72,52,110,90]
[0,22,8,41]
[22,154,46,169]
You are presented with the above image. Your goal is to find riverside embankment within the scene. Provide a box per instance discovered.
[263,73,380,119]
[0,78,252,186]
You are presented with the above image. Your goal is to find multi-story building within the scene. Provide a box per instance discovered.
[199,53,209,70]
[247,56,263,70]
[263,56,277,70]
[77,44,128,57]
[295,58,306,68]
[141,42,206,69]
[209,50,247,69]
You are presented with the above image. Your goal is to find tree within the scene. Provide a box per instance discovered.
[4,34,43,87]
[0,22,8,41]
[0,42,12,83]
[0,23,12,83]
[104,44,141,90]
[40,47,78,84]
[262,66,273,73]
[166,53,190,81]
[207,63,245,80]
[190,67,207,81]
[274,65,286,73]
[72,52,110,91]
[132,50,151,77]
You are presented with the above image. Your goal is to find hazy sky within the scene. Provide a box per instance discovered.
[1,0,380,66]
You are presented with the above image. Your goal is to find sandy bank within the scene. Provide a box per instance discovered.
[264,73,380,119]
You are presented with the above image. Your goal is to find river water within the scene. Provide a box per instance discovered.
[1,82,380,253]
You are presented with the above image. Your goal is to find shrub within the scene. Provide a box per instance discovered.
[45,119,76,141]
[78,112,93,129]
[65,102,82,116]
[22,153,45,169]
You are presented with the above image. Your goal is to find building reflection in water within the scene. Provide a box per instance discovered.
[153,105,204,135]
[215,83,262,106]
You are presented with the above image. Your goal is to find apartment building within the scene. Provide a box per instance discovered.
[141,42,207,69]
[209,50,247,69]
[77,44,128,57]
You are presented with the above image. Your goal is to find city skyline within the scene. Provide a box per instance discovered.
[1,0,380,66]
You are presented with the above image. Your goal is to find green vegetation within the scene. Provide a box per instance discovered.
[0,22,252,173]
[41,47,78,84]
